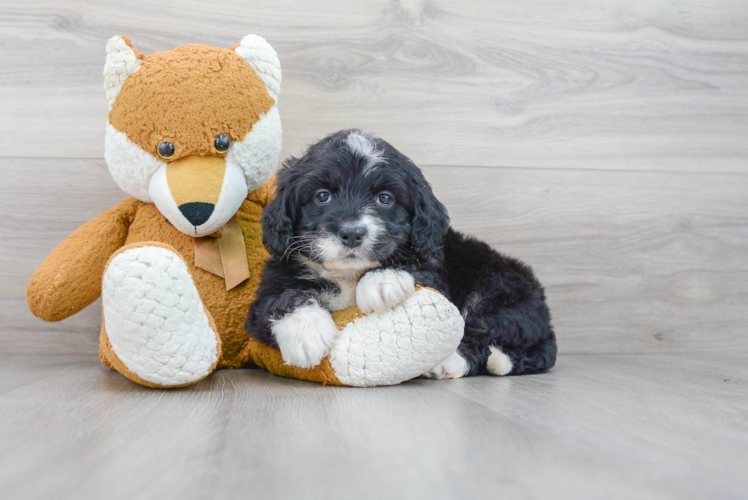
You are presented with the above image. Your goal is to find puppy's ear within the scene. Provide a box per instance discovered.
[261,187,296,257]
[263,156,306,256]
[408,167,450,258]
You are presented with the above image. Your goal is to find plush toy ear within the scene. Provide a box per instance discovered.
[104,36,143,109]
[233,34,282,101]
[261,184,297,258]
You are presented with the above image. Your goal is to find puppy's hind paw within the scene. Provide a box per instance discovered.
[422,351,469,379]
[356,269,416,314]
[271,303,339,369]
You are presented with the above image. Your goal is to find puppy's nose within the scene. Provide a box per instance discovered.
[179,202,214,227]
[340,226,367,248]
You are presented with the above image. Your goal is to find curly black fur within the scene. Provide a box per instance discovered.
[444,229,556,375]
[247,129,556,376]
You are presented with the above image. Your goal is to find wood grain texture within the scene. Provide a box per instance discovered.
[0,157,121,353]
[0,353,746,500]
[0,0,746,171]
[3,157,746,355]
[427,165,748,355]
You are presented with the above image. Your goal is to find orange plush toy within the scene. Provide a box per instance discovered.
[27,35,464,388]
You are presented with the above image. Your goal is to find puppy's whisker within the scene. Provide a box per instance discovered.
[397,246,417,258]
[281,240,317,262]
[391,248,412,264]
[397,247,420,265]
[287,235,318,241]
[310,244,327,262]
[280,243,301,261]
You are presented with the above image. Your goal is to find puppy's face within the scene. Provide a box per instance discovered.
[263,130,449,272]
[292,155,411,272]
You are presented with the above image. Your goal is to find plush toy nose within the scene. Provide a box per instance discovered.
[178,202,214,227]
[340,226,367,248]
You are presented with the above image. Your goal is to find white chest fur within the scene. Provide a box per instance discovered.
[297,257,380,312]
[319,276,359,311]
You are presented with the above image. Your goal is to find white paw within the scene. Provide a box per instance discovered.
[356,269,416,314]
[422,351,469,379]
[271,303,339,369]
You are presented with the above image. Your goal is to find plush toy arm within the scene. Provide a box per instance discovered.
[27,197,140,322]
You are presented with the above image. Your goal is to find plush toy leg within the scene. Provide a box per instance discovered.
[246,287,464,387]
[99,242,221,388]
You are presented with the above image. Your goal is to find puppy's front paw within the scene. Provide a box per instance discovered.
[356,269,416,314]
[271,303,339,369]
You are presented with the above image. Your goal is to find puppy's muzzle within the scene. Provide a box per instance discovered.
[340,226,367,248]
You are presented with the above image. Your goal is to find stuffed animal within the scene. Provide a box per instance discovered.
[26,35,464,388]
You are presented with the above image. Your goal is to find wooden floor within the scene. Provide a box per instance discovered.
[1,1,747,498]
[0,353,746,500]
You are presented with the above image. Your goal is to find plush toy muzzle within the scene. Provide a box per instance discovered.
[148,156,248,237]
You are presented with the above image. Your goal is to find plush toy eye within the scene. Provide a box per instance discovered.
[157,142,175,159]
[315,190,331,204]
[377,192,394,206]
[214,134,232,153]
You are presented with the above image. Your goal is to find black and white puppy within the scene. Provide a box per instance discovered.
[246,130,556,378]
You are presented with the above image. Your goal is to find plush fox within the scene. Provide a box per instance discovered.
[26,35,464,388]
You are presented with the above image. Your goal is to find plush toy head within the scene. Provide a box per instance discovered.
[103,35,282,237]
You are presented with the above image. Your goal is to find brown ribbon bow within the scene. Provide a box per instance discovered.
[194,215,250,290]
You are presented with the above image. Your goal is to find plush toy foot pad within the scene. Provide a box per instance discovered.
[102,245,219,387]
[329,287,465,387]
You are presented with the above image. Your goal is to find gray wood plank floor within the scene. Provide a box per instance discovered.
[0,353,745,500]
[1,2,747,499]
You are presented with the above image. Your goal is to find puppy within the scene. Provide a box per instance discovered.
[246,130,556,378]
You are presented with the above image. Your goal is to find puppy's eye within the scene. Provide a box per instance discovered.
[315,191,332,204]
[376,193,394,206]
[157,142,175,159]
[214,134,232,153]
